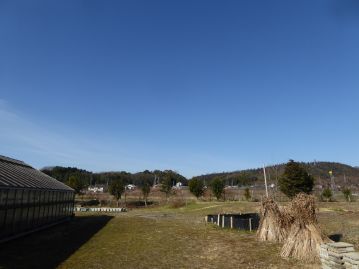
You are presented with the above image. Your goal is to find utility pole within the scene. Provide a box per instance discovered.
[263,165,268,197]
[329,171,336,190]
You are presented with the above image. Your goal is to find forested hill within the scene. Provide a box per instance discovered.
[42,161,359,189]
[41,166,188,188]
[192,162,359,187]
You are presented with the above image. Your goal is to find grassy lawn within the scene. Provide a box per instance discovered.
[2,201,359,268]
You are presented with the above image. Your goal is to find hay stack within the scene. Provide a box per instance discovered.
[280,193,329,261]
[257,197,293,242]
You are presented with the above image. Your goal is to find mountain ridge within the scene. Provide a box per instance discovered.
[192,161,359,188]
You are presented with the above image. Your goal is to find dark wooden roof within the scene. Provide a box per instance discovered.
[0,155,74,191]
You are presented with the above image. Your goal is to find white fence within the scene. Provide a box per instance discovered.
[74,207,127,213]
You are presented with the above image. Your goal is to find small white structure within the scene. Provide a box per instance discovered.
[126,184,136,190]
[88,186,104,193]
[173,182,183,189]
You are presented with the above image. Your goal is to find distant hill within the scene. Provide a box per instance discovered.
[192,162,359,188]
[41,166,188,187]
[42,161,359,190]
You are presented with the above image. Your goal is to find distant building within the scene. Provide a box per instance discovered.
[87,186,104,193]
[173,182,183,189]
[126,184,136,190]
[0,155,75,243]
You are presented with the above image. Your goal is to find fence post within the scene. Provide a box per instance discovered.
[217,214,220,226]
[230,216,233,229]
[249,218,252,231]
[222,215,225,228]
[205,216,208,223]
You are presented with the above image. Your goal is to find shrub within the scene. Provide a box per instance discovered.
[169,199,186,208]
[80,199,100,207]
[321,188,333,202]
[342,188,352,202]
[244,187,251,201]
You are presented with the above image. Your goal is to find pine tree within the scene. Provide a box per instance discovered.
[279,160,314,198]
[189,178,205,199]
[109,179,125,206]
[66,175,84,195]
[141,180,151,206]
[211,178,225,200]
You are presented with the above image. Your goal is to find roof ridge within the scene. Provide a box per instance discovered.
[0,155,32,168]
[0,155,73,191]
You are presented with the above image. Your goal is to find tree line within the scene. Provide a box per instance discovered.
[41,166,188,193]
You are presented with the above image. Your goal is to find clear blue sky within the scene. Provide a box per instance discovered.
[1,0,359,177]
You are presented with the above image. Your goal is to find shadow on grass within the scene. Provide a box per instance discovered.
[0,215,113,269]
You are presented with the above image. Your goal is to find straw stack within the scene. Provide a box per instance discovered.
[320,242,355,269]
[257,197,293,242]
[281,193,328,261]
[343,252,359,269]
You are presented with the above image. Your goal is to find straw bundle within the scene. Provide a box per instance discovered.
[257,197,293,242]
[280,193,329,261]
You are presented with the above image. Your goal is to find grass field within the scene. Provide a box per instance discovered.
[1,200,359,269]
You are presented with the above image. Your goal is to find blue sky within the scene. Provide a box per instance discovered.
[1,0,359,177]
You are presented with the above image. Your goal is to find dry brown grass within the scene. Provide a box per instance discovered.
[54,201,321,269]
[57,213,310,269]
[4,200,359,269]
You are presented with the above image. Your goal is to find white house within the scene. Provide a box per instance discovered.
[87,186,104,193]
[126,184,136,190]
[173,182,183,189]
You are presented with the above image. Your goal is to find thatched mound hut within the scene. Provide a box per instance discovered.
[280,193,329,261]
[257,197,293,242]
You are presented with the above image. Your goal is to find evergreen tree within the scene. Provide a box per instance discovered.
[141,180,151,206]
[109,179,125,206]
[188,178,205,199]
[160,174,174,200]
[211,177,225,200]
[66,175,84,195]
[279,160,314,198]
